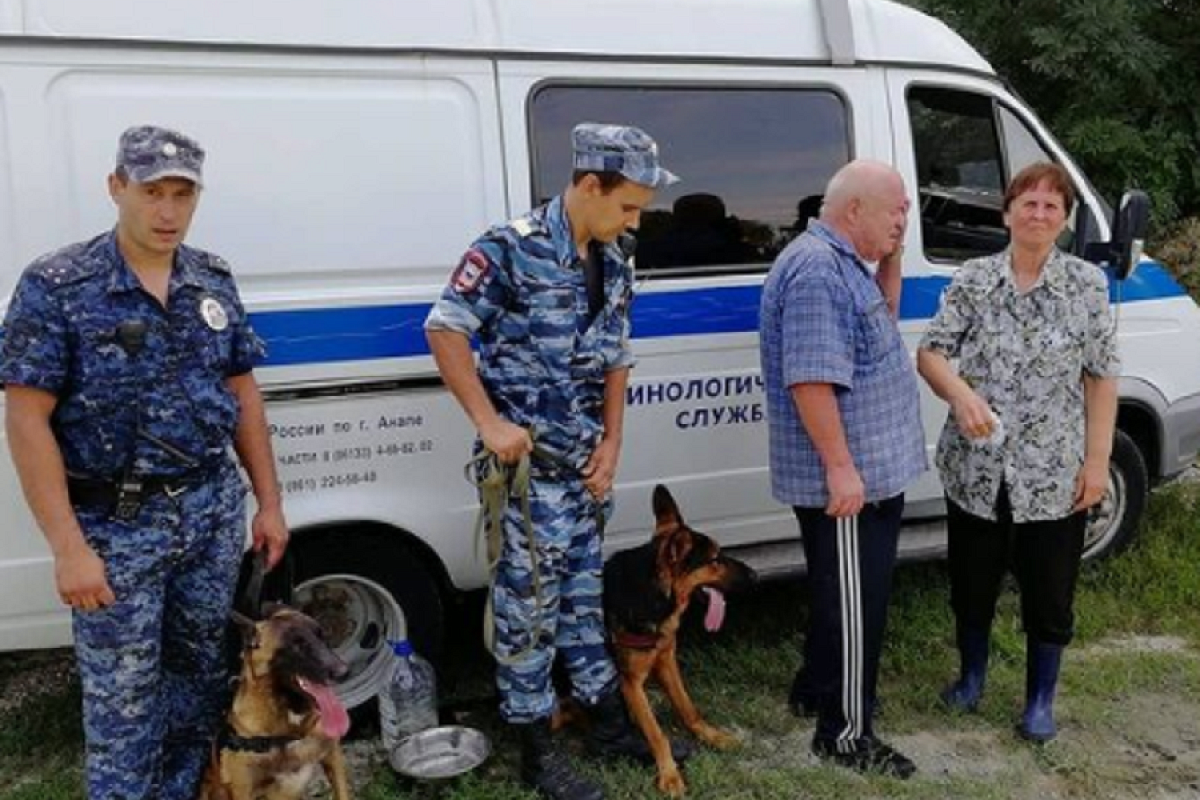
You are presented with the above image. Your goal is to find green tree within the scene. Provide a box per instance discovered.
[902,0,1200,223]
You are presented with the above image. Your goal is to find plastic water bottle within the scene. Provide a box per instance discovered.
[378,639,438,761]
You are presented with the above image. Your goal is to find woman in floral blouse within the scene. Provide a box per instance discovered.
[917,162,1120,742]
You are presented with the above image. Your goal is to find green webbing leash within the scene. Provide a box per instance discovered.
[466,445,544,666]
[465,438,602,666]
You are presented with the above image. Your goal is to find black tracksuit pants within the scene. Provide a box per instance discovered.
[794,494,904,750]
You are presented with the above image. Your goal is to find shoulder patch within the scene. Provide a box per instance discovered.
[451,248,491,294]
[511,218,535,237]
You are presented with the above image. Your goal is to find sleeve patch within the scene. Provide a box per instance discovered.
[451,249,491,294]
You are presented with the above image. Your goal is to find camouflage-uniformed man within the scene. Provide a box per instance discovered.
[425,124,679,800]
[0,125,288,800]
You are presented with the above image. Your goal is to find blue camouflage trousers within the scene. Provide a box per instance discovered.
[72,462,246,800]
[491,471,618,723]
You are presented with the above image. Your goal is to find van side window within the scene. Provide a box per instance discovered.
[907,87,1007,263]
[908,86,1093,264]
[998,105,1105,251]
[529,86,850,278]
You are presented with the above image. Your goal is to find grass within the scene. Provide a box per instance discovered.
[2,482,1199,799]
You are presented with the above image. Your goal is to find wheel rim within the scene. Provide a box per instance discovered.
[293,573,407,709]
[1084,465,1127,558]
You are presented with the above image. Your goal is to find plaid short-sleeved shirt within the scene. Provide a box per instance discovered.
[759,222,926,507]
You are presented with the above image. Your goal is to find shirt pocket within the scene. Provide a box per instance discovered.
[856,297,898,369]
[522,271,581,345]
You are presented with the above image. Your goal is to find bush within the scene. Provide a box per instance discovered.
[1152,216,1200,302]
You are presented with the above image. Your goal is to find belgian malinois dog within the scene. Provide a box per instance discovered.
[198,604,352,800]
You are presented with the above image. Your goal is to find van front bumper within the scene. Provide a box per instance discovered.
[1160,391,1200,478]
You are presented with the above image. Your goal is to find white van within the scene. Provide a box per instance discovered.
[2,0,1198,706]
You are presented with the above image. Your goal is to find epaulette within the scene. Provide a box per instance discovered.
[27,241,106,289]
[184,247,232,275]
[508,214,547,239]
[205,253,233,274]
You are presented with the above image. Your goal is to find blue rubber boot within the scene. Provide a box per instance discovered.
[940,626,989,712]
[1018,641,1063,743]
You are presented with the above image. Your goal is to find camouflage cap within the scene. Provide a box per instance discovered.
[116,125,205,186]
[572,123,679,189]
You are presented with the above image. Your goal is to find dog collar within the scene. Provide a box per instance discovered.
[219,724,302,754]
[614,630,661,650]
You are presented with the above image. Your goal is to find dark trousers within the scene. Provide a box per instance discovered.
[795,494,904,750]
[946,489,1086,646]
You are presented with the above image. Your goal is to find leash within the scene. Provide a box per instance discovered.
[466,445,542,666]
[465,435,604,666]
[237,550,268,618]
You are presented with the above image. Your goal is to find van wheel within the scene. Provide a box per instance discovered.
[1082,430,1148,561]
[288,530,445,711]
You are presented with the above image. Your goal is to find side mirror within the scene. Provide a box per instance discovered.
[1110,190,1150,280]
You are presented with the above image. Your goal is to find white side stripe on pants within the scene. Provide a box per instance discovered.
[836,513,864,751]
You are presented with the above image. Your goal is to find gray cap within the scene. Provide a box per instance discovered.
[572,123,679,189]
[116,125,205,186]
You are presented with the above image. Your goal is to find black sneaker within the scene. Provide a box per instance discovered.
[811,736,916,779]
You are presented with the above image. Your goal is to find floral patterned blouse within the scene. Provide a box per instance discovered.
[920,248,1121,522]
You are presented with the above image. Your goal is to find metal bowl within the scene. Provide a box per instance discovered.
[389,726,491,780]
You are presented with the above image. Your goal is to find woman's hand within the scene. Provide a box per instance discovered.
[950,391,997,441]
[1073,459,1109,512]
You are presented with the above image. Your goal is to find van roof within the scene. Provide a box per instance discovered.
[2,0,994,75]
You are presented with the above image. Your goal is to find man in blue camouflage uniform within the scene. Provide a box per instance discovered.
[0,125,289,800]
[426,124,680,800]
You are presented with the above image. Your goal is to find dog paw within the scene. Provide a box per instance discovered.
[656,767,687,797]
[698,725,739,750]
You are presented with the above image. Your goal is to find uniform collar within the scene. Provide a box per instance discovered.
[172,245,207,290]
[103,228,205,294]
[807,220,869,273]
[103,230,141,294]
[546,195,583,268]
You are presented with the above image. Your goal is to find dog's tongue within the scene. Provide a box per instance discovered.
[298,678,350,740]
[702,587,726,632]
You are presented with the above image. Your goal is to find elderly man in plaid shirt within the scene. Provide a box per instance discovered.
[759,159,926,779]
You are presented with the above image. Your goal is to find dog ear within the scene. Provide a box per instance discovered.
[652,484,684,533]
[230,609,261,650]
[661,528,693,571]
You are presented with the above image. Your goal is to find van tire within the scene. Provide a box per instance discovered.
[288,530,445,711]
[1082,429,1148,561]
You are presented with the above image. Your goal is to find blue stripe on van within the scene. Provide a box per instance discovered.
[251,261,1187,367]
[0,261,1184,367]
[252,304,431,368]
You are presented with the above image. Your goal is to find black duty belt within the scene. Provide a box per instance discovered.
[67,470,212,519]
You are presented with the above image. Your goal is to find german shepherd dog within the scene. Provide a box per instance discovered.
[198,604,352,800]
[603,485,756,796]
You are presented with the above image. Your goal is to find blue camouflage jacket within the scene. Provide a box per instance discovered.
[0,230,264,479]
[425,195,635,470]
